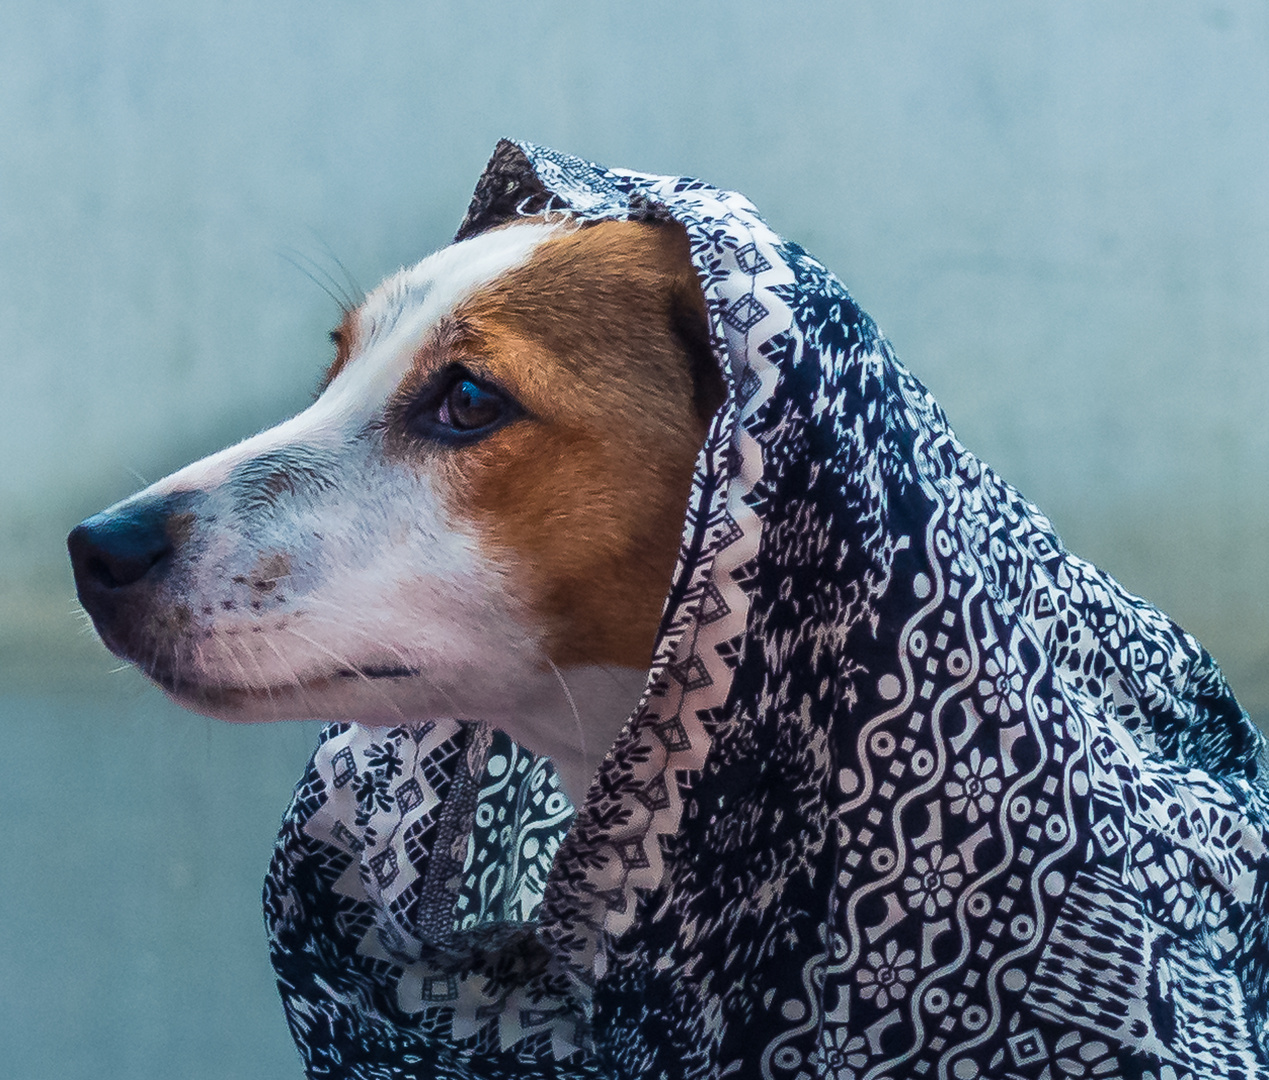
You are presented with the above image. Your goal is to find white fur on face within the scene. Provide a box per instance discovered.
[150,222,562,495]
[100,220,647,796]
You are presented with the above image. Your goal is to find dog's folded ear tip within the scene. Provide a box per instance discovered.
[668,279,727,423]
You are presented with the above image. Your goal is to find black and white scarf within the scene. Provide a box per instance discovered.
[264,141,1269,1080]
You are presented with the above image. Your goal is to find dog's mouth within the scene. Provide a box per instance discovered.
[342,663,419,680]
[145,659,422,713]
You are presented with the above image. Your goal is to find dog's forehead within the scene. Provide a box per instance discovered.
[333,221,566,403]
[138,222,567,499]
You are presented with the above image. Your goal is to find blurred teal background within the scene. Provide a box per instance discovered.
[2,2,1266,1076]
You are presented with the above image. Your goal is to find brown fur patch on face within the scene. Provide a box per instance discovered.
[428,220,719,669]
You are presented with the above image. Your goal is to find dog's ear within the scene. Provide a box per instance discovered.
[671,282,727,423]
[662,226,727,424]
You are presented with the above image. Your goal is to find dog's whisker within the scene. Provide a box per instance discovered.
[213,636,261,701]
[308,230,366,309]
[192,641,210,686]
[258,636,304,690]
[169,641,186,698]
[291,604,416,671]
[234,636,278,715]
[285,607,465,715]
[258,636,324,721]
[547,658,586,785]
[145,638,165,687]
[279,625,410,726]
[278,247,357,315]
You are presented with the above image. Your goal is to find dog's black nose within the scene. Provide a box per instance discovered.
[68,496,176,593]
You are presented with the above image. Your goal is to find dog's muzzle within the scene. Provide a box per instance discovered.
[68,492,191,653]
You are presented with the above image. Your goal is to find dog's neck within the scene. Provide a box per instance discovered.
[501,663,650,805]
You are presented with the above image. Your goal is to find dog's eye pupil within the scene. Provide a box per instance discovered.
[407,369,518,444]
[444,379,503,431]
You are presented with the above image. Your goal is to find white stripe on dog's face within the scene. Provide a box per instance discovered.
[151,223,561,496]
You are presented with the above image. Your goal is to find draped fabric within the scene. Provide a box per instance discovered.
[265,141,1269,1080]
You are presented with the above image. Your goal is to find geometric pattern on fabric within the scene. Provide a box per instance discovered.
[265,140,1269,1079]
[1025,865,1260,1078]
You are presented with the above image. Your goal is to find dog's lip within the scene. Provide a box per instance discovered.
[154,672,342,718]
[145,661,421,706]
[146,665,256,702]
[338,663,419,679]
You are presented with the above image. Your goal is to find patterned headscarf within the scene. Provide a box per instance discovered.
[265,141,1269,1080]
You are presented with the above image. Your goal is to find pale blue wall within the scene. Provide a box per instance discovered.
[2,2,1266,1076]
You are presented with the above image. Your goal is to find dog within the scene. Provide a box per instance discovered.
[71,155,1269,1077]
[69,218,725,804]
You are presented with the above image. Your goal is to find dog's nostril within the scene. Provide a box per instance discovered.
[68,504,176,592]
[81,545,167,589]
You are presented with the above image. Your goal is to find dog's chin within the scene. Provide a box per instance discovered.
[147,660,587,728]
[149,666,448,728]
[138,653,649,805]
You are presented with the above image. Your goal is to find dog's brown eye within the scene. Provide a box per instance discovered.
[440,379,504,432]
[404,367,521,445]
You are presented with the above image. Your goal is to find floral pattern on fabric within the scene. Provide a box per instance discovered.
[264,140,1269,1079]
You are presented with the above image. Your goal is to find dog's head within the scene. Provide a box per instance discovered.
[69,218,723,793]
